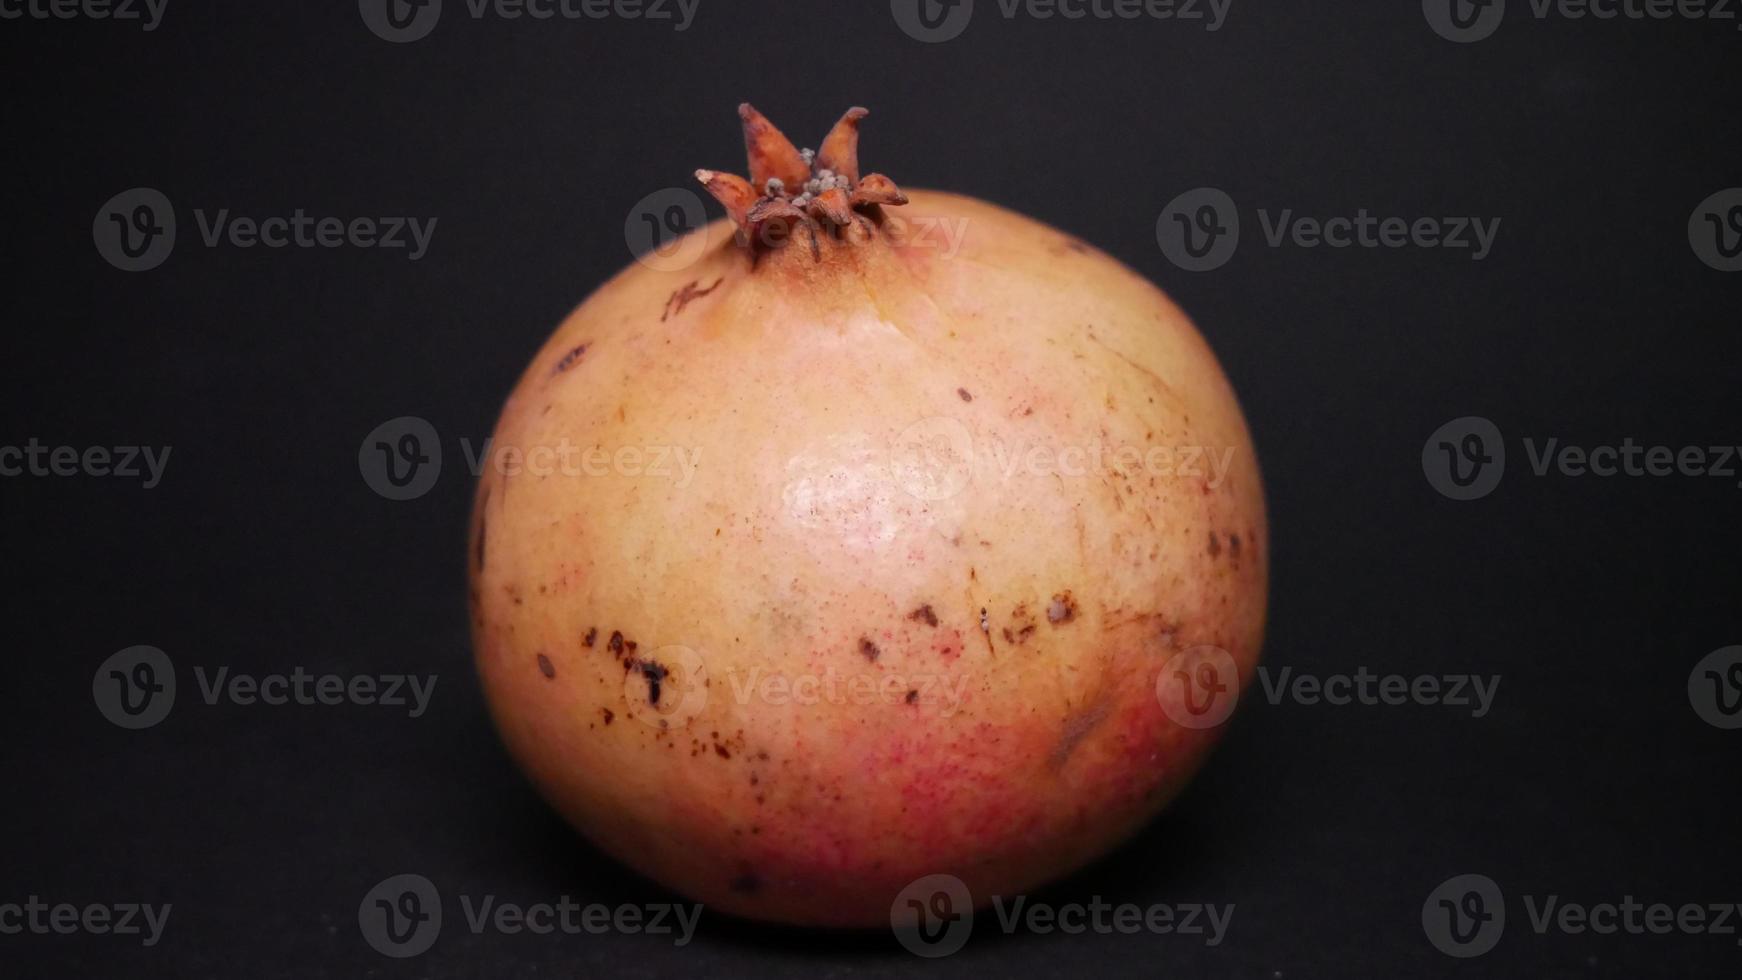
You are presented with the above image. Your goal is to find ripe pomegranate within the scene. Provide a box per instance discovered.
[470,104,1267,927]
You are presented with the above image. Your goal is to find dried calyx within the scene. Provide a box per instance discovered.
[696,104,909,252]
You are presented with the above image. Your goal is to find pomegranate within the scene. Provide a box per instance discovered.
[470,104,1267,927]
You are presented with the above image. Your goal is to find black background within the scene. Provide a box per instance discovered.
[4,1,1740,977]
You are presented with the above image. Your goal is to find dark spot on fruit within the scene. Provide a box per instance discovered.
[661,277,725,322]
[1208,531,1222,558]
[715,744,731,759]
[609,631,624,655]
[637,660,670,705]
[1229,533,1242,558]
[906,689,919,704]
[601,708,614,725]
[730,871,762,893]
[536,654,555,679]
[860,637,880,661]
[583,627,597,648]
[552,342,590,374]
[1048,591,1077,625]
[957,387,973,402]
[908,604,939,627]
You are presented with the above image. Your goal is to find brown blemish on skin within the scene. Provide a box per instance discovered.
[1051,698,1112,769]
[1208,531,1222,558]
[908,604,939,627]
[609,631,624,655]
[552,342,590,374]
[859,637,880,662]
[906,689,919,704]
[583,627,597,648]
[636,660,670,704]
[714,743,731,759]
[957,387,973,402]
[1048,591,1077,625]
[1002,624,1037,645]
[600,708,615,725]
[536,654,555,679]
[661,277,725,322]
[1229,533,1242,558]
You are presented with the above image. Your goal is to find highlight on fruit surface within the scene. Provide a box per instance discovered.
[470,102,1268,928]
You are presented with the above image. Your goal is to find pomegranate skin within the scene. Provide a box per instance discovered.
[470,189,1267,927]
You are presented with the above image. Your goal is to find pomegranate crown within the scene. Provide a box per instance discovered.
[695,103,909,247]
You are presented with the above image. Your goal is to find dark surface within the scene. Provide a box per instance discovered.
[4,2,1740,977]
